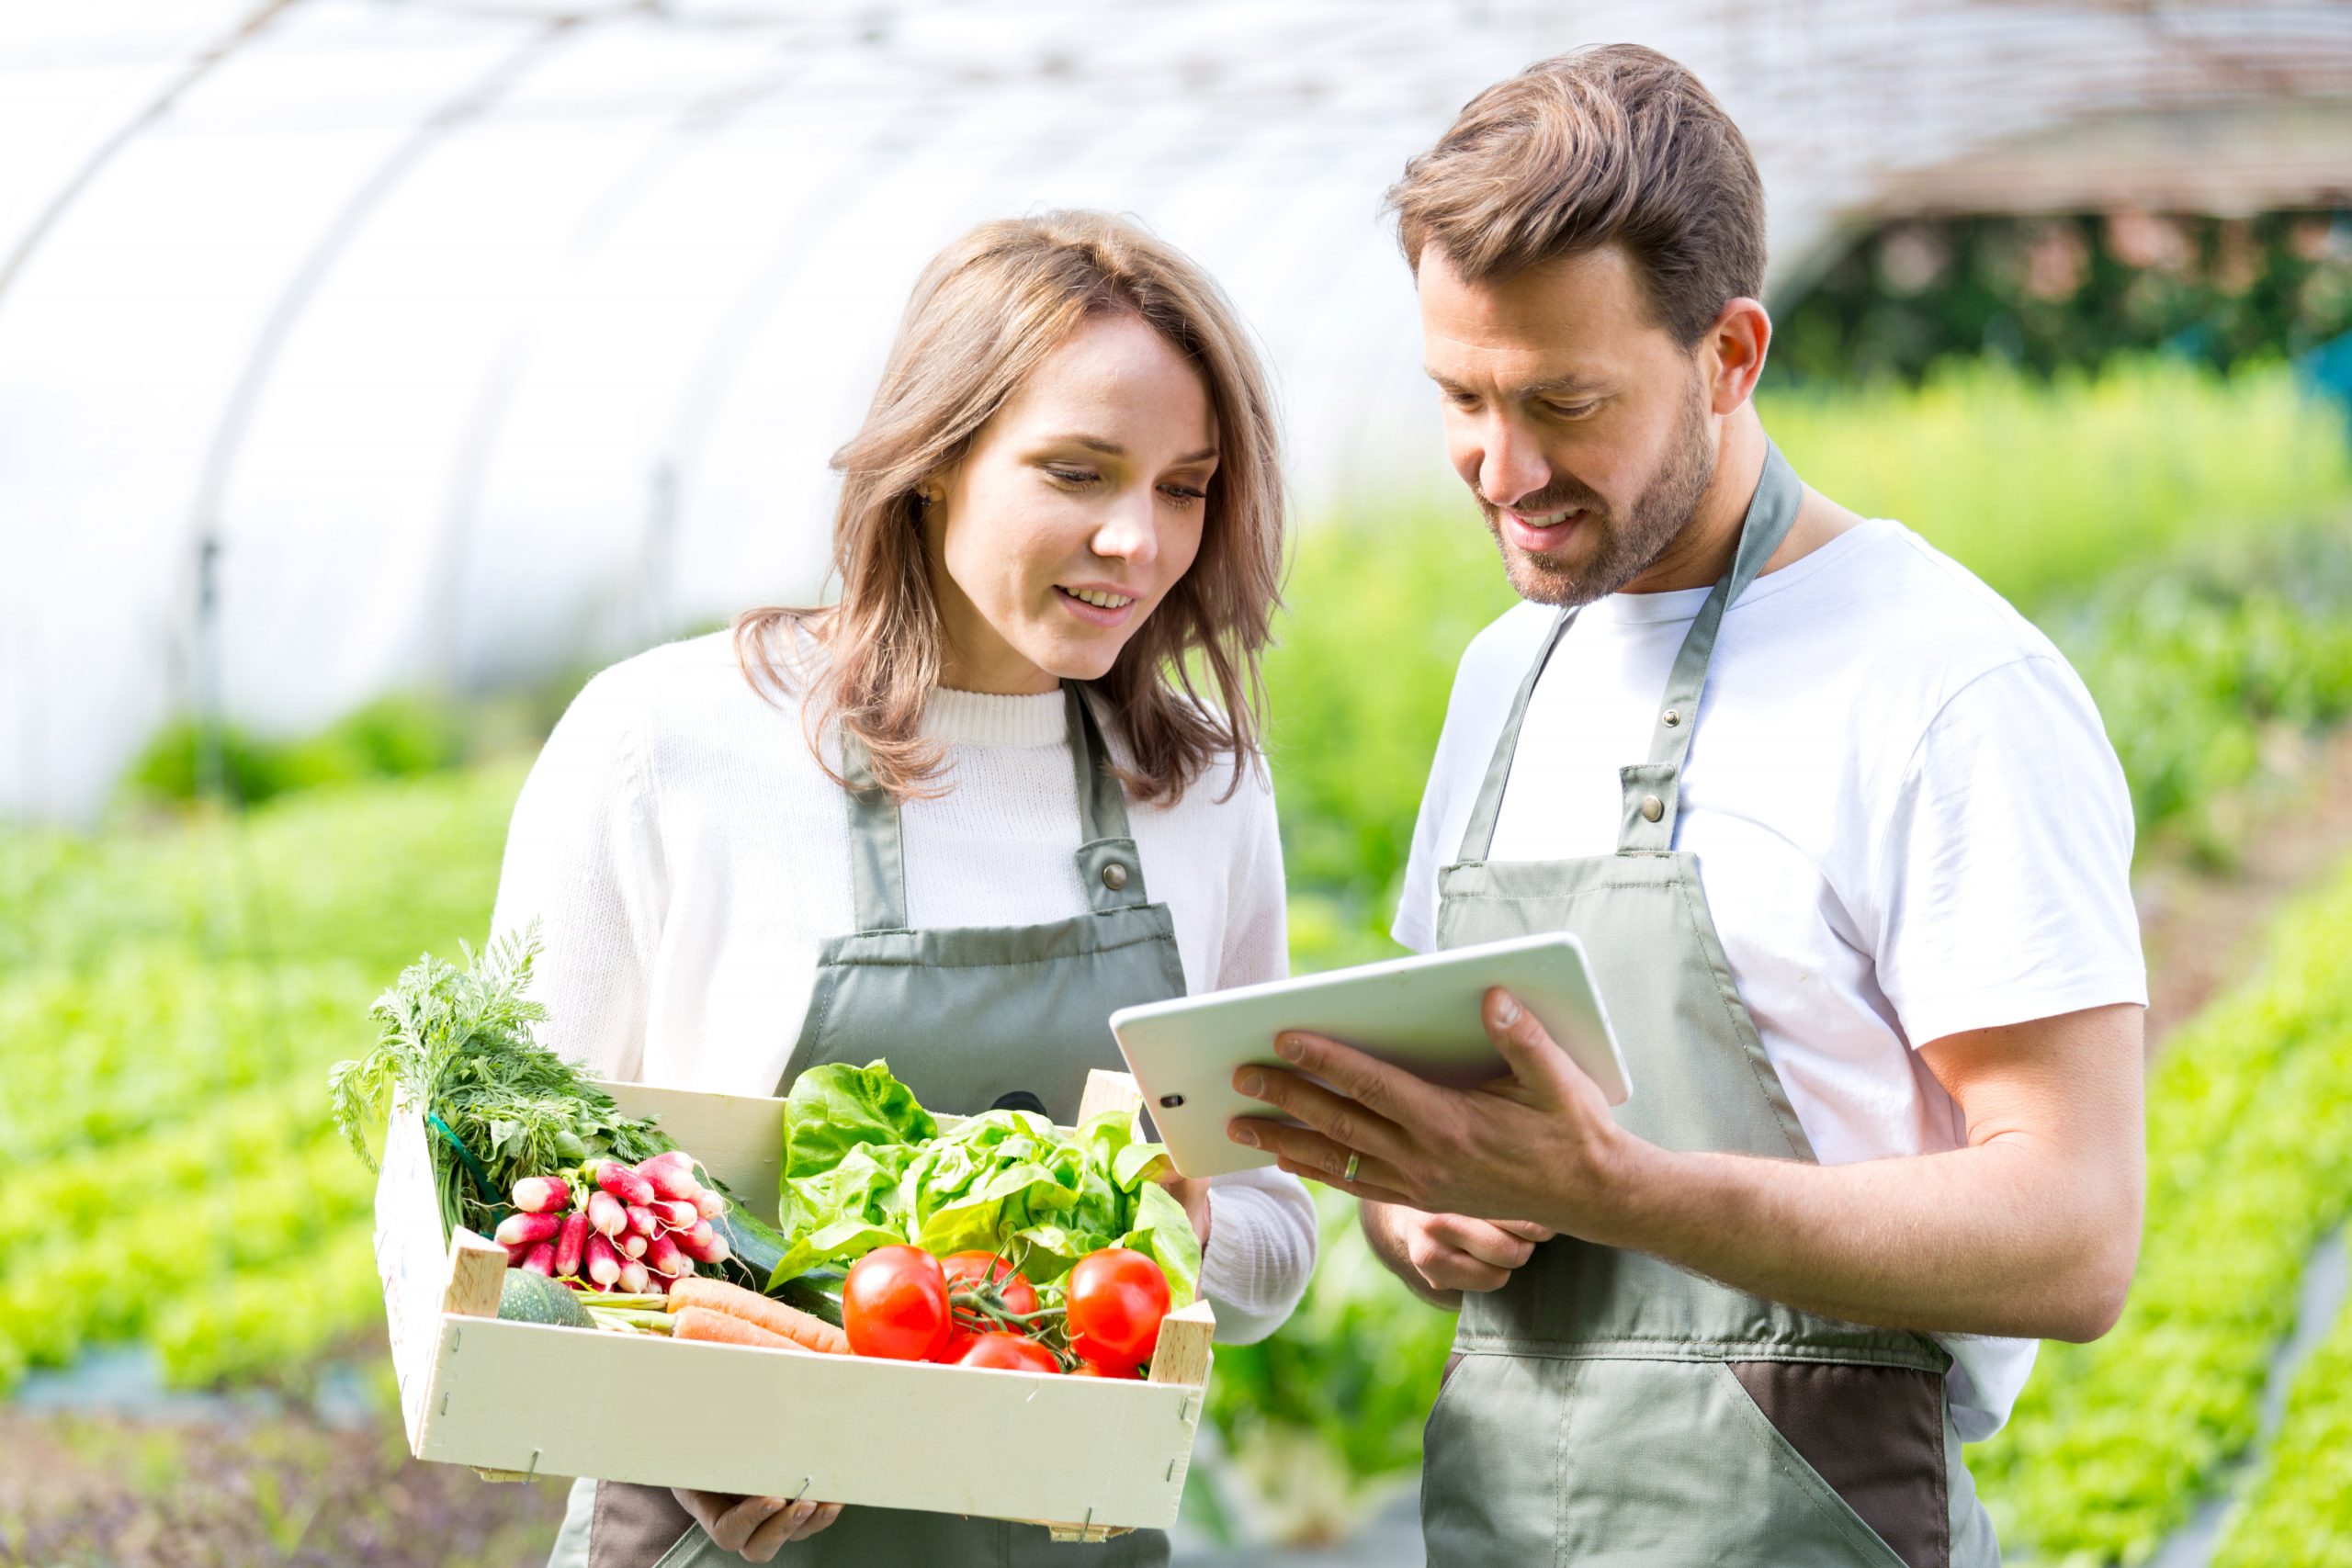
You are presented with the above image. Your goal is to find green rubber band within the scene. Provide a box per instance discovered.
[425,1112,503,1218]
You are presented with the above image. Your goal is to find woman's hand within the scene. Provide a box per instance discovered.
[671,1488,842,1561]
[1156,1165,1213,1245]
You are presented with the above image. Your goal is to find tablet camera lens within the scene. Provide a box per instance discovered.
[1158,1093,1185,1109]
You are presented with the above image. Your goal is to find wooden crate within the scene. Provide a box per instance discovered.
[371,1071,1213,1541]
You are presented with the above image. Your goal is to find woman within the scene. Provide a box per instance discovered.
[494,211,1317,1567]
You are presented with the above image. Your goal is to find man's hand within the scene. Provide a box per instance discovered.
[671,1489,842,1561]
[1227,987,1636,1243]
[1362,1201,1555,1308]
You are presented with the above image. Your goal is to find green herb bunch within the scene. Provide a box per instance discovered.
[328,926,670,1235]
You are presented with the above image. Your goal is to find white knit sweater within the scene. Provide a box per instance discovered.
[488,630,1317,1343]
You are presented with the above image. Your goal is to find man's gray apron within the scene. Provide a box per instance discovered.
[550,685,1187,1568]
[1420,446,2000,1568]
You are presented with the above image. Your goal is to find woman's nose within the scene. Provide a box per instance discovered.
[1091,496,1160,569]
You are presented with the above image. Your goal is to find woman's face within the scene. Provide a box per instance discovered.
[925,311,1218,694]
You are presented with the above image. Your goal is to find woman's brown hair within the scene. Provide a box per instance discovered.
[734,210,1284,805]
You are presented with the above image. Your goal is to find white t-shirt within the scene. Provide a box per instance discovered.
[1395,519,2147,1441]
[490,629,1317,1344]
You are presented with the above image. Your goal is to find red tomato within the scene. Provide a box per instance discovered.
[843,1246,950,1361]
[934,1325,981,1364]
[1069,1359,1132,1378]
[1065,1247,1170,1373]
[941,1251,1040,1315]
[956,1332,1060,1374]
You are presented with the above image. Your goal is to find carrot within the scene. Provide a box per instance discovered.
[665,1277,852,1356]
[673,1306,813,1353]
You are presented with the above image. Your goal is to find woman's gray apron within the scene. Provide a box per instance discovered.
[550,685,1187,1568]
[1419,446,2000,1568]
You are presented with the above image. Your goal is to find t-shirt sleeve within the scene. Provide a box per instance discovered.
[488,671,667,1084]
[1391,650,1492,954]
[1868,655,2147,1048]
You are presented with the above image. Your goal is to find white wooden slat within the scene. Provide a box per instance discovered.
[415,1316,1203,1529]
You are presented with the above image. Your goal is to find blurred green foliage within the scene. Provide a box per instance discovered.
[1773,209,2352,382]
[1971,851,2352,1562]
[2211,1280,2352,1568]
[122,694,470,808]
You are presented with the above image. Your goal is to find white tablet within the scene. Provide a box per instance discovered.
[1109,931,1628,1179]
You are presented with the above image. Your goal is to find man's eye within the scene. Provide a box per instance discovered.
[1547,402,1598,420]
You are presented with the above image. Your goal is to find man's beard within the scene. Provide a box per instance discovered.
[1482,377,1716,609]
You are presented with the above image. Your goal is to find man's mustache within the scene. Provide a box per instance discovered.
[1477,488,1606,520]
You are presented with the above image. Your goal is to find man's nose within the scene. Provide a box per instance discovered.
[1478,418,1551,509]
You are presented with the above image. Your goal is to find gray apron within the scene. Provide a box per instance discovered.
[1419,446,2001,1568]
[553,684,1186,1568]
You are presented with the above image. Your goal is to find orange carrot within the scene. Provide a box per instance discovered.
[673,1306,810,1352]
[665,1277,853,1355]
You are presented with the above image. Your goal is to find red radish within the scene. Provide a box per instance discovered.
[638,1149,692,1178]
[503,1238,538,1268]
[554,1212,591,1279]
[642,1231,692,1278]
[595,1161,656,1206]
[676,1221,730,1266]
[620,1233,648,1259]
[693,1187,727,1220]
[587,1190,628,1238]
[494,1212,561,1249]
[626,1204,659,1238]
[636,1152,701,1202]
[509,1176,571,1214]
[616,1259,650,1294]
[522,1243,557,1277]
[651,1200,698,1232]
[584,1232,623,1288]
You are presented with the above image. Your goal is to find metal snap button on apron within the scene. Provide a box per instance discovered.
[1425,443,1980,1568]
[1102,861,1129,891]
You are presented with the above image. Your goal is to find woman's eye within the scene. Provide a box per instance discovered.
[1160,484,1208,505]
[1045,468,1098,488]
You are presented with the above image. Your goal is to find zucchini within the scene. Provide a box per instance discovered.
[498,1268,595,1328]
[775,1268,846,1328]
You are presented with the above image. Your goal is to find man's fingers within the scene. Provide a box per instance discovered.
[741,1497,820,1562]
[1264,1030,1439,1130]
[1229,1066,1411,1168]
[1480,988,1585,1100]
[1493,1218,1558,1243]
[1422,1212,1538,1269]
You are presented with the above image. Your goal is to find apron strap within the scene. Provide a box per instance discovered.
[841,727,912,932]
[1618,441,1804,852]
[1454,607,1577,864]
[1453,440,1805,865]
[838,685,1149,932]
[1067,683,1150,912]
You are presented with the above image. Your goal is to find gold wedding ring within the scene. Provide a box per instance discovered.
[1342,1152,1361,1183]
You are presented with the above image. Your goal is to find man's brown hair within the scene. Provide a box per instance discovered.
[1387,43,1766,344]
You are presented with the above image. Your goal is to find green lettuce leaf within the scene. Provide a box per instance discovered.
[781,1060,938,1179]
[766,1063,1204,1314]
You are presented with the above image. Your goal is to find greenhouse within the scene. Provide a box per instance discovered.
[7,5,2352,1566]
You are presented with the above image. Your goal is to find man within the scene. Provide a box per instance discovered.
[1228,44,2146,1567]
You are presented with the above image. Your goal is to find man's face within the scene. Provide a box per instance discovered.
[1418,243,1716,606]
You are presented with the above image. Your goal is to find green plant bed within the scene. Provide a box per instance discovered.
[2210,1273,2352,1568]
[1970,855,2352,1562]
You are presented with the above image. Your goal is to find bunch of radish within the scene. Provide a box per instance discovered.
[491,1150,729,1293]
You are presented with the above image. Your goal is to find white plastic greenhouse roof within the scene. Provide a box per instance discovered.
[6,0,2349,822]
